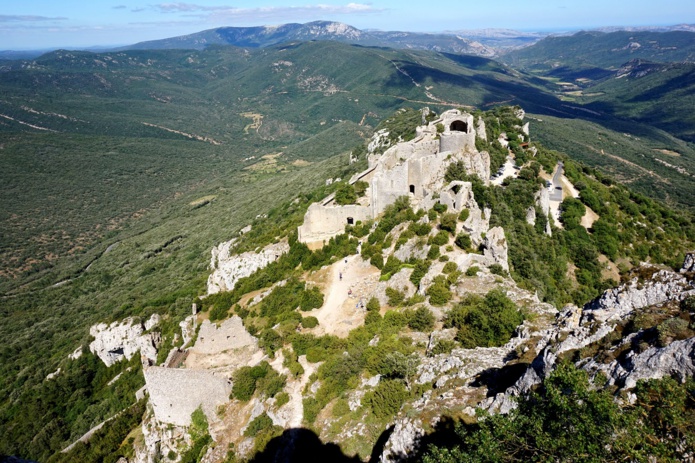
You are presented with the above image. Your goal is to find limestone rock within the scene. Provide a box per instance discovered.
[601,337,695,389]
[89,314,161,367]
[207,240,289,294]
[379,418,425,463]
[681,252,695,273]
[525,206,536,226]
[583,268,694,323]
[476,116,487,141]
[482,226,509,272]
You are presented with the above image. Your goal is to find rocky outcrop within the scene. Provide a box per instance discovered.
[483,260,695,415]
[207,241,289,294]
[682,252,695,273]
[476,117,487,141]
[379,418,426,463]
[525,206,536,226]
[582,268,694,323]
[482,226,509,272]
[534,188,552,236]
[458,149,491,186]
[590,337,695,389]
[89,314,161,367]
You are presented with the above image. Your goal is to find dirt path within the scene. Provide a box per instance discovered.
[309,254,379,338]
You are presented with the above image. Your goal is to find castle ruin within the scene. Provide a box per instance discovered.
[298,109,490,246]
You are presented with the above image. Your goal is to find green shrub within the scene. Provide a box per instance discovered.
[433,203,448,214]
[409,221,432,237]
[426,280,452,306]
[489,263,506,276]
[446,270,462,287]
[366,379,409,419]
[300,286,324,311]
[430,339,457,355]
[382,255,403,277]
[465,266,480,276]
[244,412,274,437]
[275,392,290,408]
[366,297,380,311]
[383,310,408,328]
[429,230,450,246]
[334,183,357,205]
[301,316,319,329]
[455,233,472,250]
[209,303,230,322]
[408,306,435,331]
[306,346,327,363]
[282,349,304,378]
[365,310,382,325]
[410,260,430,286]
[428,209,438,221]
[440,213,458,235]
[386,287,405,306]
[370,253,384,269]
[232,366,258,401]
[459,209,470,222]
[443,261,458,274]
[332,398,350,417]
[427,245,441,260]
[446,289,523,348]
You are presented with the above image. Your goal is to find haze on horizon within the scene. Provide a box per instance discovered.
[2,0,694,50]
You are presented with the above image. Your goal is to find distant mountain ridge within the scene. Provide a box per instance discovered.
[117,20,497,57]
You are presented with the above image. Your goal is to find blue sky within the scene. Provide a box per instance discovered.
[2,0,693,49]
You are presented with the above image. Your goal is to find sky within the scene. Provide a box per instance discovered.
[1,0,694,50]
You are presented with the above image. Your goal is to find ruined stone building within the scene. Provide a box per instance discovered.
[297,109,490,246]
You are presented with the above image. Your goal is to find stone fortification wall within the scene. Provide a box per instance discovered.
[439,132,476,154]
[192,316,258,355]
[298,202,371,244]
[371,162,410,216]
[207,241,289,294]
[144,366,232,427]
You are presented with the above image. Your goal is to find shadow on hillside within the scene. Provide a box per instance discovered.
[247,428,367,463]
[246,418,472,463]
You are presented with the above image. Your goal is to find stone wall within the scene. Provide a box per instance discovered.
[297,202,371,244]
[144,366,232,427]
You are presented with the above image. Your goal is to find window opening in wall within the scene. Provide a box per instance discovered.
[347,217,354,225]
[409,184,415,194]
[450,120,468,132]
